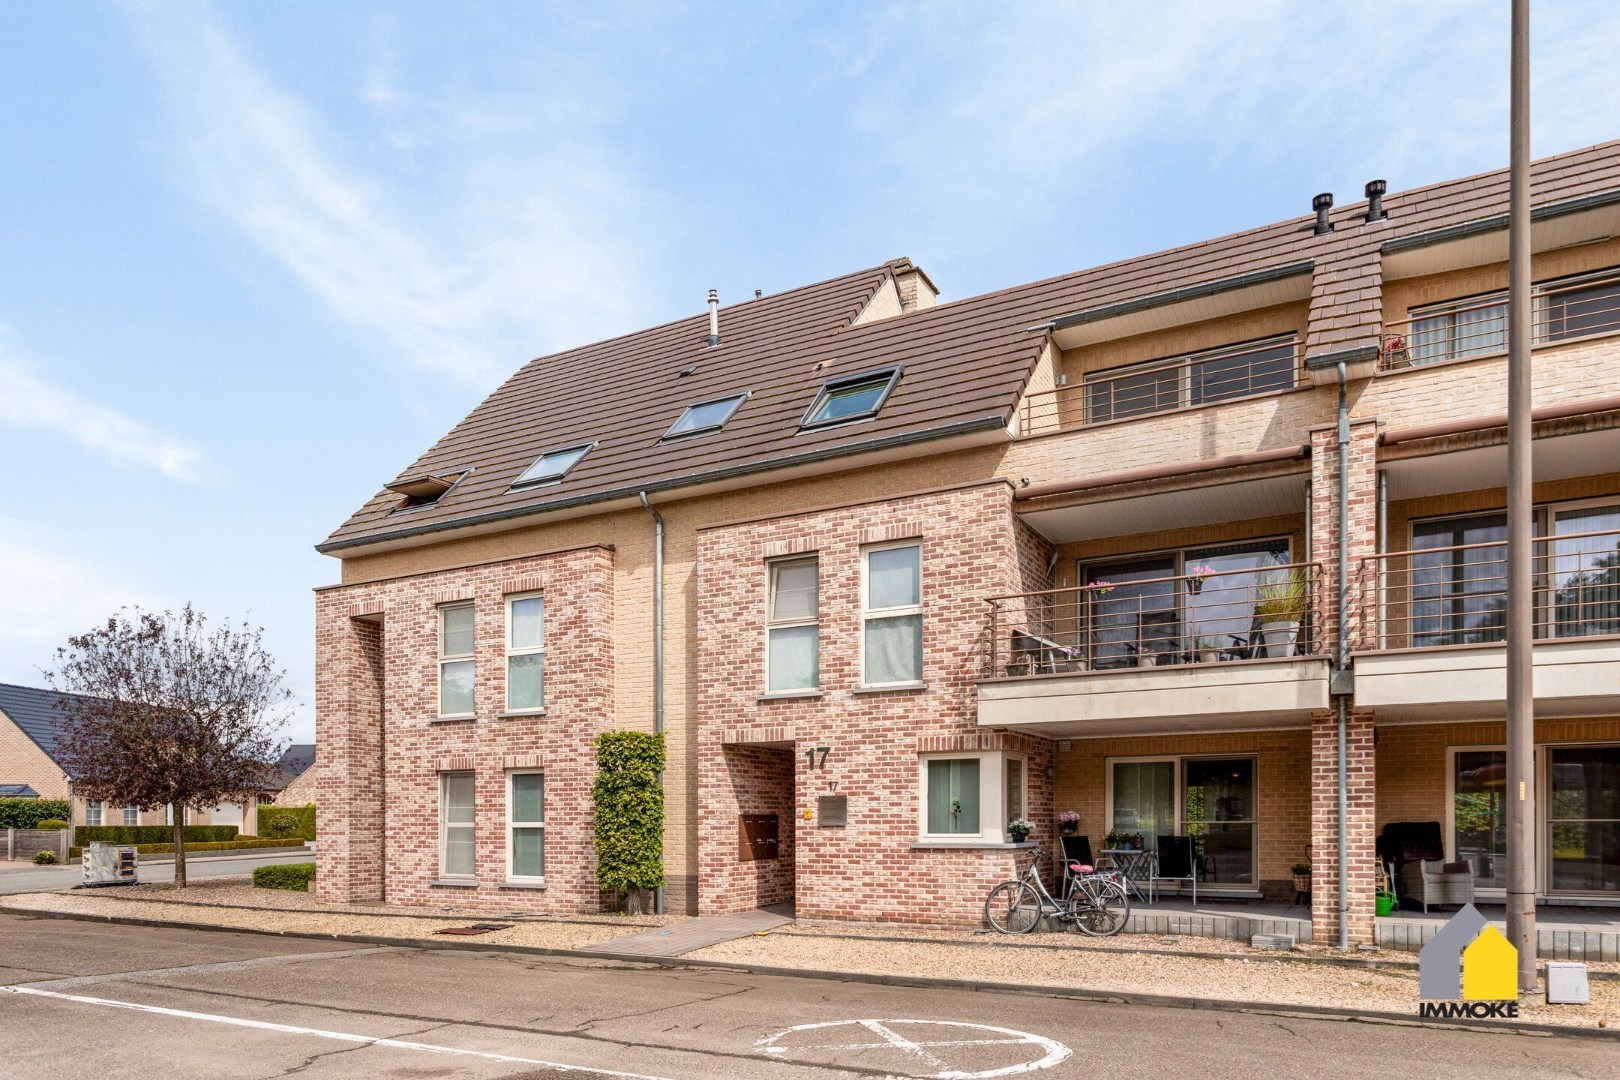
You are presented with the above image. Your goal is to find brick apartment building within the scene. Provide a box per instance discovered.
[314,141,1620,945]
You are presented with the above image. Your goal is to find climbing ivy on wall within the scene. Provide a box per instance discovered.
[593,731,665,910]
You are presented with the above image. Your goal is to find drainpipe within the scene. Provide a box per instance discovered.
[637,491,667,916]
[1335,359,1351,951]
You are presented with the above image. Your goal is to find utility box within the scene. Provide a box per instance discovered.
[81,843,138,887]
[1545,961,1590,1005]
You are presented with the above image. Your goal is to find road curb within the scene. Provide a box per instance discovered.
[7,904,1614,1041]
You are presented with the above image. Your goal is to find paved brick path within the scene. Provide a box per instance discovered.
[582,904,794,957]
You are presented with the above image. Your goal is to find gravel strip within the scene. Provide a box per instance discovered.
[693,933,1620,1030]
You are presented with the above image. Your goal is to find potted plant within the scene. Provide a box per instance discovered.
[1291,861,1312,895]
[1008,818,1035,844]
[1053,644,1087,673]
[1057,810,1080,836]
[1186,564,1216,596]
[1254,569,1307,656]
[1196,637,1222,664]
[1384,333,1408,367]
[1104,828,1124,850]
[1127,832,1144,851]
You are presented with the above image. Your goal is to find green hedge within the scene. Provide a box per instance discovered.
[76,825,239,845]
[262,803,316,841]
[253,862,315,891]
[0,798,71,828]
[69,837,301,858]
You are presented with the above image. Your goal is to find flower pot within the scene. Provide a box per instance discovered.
[1198,649,1222,664]
[1059,823,1079,836]
[1292,873,1312,894]
[1009,831,1030,844]
[1260,620,1300,657]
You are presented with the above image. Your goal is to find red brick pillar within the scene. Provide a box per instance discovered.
[315,604,387,904]
[1308,416,1380,946]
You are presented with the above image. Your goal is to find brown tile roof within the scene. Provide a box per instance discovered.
[320,139,1620,554]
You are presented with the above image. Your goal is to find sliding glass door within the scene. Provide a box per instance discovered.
[1452,749,1508,889]
[1547,746,1620,896]
[1109,756,1256,888]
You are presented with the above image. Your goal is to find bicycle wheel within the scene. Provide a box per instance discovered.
[1071,877,1129,937]
[984,881,1042,934]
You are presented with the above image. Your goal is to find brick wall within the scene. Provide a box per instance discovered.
[315,545,614,912]
[0,714,66,801]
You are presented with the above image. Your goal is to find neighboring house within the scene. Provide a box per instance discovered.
[0,681,267,832]
[315,141,1620,942]
[268,743,317,806]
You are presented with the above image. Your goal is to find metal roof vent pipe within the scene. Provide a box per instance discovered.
[1313,192,1334,235]
[707,288,720,347]
[1365,179,1388,222]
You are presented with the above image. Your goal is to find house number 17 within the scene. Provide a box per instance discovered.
[805,746,830,770]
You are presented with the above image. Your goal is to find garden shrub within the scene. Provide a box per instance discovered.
[253,862,315,891]
[33,850,57,865]
[264,812,301,838]
[69,837,302,858]
[35,819,69,830]
[263,803,316,841]
[76,825,238,845]
[0,798,72,829]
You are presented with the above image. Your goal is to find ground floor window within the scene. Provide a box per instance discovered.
[507,771,545,882]
[86,801,104,826]
[123,806,138,826]
[1108,756,1256,887]
[919,751,1026,843]
[440,771,476,879]
[1449,743,1619,896]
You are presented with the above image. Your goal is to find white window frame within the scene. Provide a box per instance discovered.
[123,806,139,827]
[917,750,1022,844]
[504,592,545,713]
[439,771,476,881]
[506,770,546,884]
[86,800,104,827]
[437,601,476,719]
[861,540,924,687]
[765,555,819,692]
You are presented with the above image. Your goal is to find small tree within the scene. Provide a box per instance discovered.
[46,605,292,886]
[593,731,664,914]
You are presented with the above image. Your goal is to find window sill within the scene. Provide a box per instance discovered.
[498,880,547,890]
[757,689,823,702]
[852,682,928,694]
[910,840,1038,851]
[496,709,547,719]
[429,878,478,888]
[429,715,476,725]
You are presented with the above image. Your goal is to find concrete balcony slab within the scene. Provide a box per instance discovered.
[1353,637,1620,722]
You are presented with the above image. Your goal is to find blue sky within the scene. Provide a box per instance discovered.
[3,1,1618,744]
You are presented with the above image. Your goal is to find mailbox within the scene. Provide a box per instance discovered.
[738,814,779,861]
[816,795,848,827]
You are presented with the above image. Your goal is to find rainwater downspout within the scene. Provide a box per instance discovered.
[1335,359,1351,951]
[638,491,666,917]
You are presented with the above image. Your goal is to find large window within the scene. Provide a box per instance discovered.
[507,771,545,883]
[1408,295,1508,366]
[766,557,819,692]
[1083,337,1296,424]
[438,602,475,717]
[1402,266,1620,367]
[863,542,923,685]
[1549,503,1620,638]
[925,759,981,836]
[918,751,1026,842]
[505,593,545,712]
[1109,756,1256,887]
[1452,749,1508,889]
[439,772,476,879]
[1409,514,1509,646]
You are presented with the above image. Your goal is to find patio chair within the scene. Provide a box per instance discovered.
[1139,610,1184,666]
[1151,835,1197,905]
[1060,835,1094,895]
[1380,821,1472,913]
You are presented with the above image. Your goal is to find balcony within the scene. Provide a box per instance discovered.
[1380,267,1620,371]
[978,562,1331,736]
[1018,336,1301,435]
[1354,525,1620,719]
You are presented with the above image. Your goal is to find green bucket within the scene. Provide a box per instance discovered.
[1375,892,1396,917]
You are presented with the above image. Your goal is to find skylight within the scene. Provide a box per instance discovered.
[513,443,594,487]
[800,367,902,429]
[385,471,466,511]
[663,393,748,440]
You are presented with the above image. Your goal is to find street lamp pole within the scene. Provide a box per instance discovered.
[1505,0,1537,995]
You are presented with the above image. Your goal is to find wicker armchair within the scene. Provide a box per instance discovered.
[1399,859,1475,914]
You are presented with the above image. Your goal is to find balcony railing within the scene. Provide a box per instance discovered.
[1357,526,1620,650]
[1017,337,1301,434]
[1381,268,1620,371]
[985,562,1326,678]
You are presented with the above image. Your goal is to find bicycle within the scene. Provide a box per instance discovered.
[984,847,1130,936]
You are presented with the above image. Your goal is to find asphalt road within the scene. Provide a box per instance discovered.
[0,850,313,895]
[0,914,1611,1079]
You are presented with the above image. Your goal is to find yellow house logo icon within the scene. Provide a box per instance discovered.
[1417,904,1520,1018]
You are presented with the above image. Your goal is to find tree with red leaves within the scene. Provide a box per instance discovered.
[45,605,292,886]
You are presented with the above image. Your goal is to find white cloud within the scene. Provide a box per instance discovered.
[0,341,208,484]
[117,0,657,385]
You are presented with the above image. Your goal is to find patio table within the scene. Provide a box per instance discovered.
[1099,847,1156,902]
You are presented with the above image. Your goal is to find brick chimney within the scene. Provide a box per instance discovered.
[891,258,939,312]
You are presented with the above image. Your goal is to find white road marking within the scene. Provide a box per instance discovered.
[1,984,679,1079]
[26,947,391,990]
[757,1019,1071,1079]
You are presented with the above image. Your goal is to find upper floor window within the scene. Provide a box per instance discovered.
[438,603,475,718]
[863,542,923,685]
[1393,266,1620,368]
[766,556,819,692]
[1406,294,1507,367]
[1082,336,1296,424]
[513,443,593,488]
[801,367,902,429]
[505,593,545,712]
[664,393,748,440]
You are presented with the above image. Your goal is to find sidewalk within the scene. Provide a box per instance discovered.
[3,881,1616,1033]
